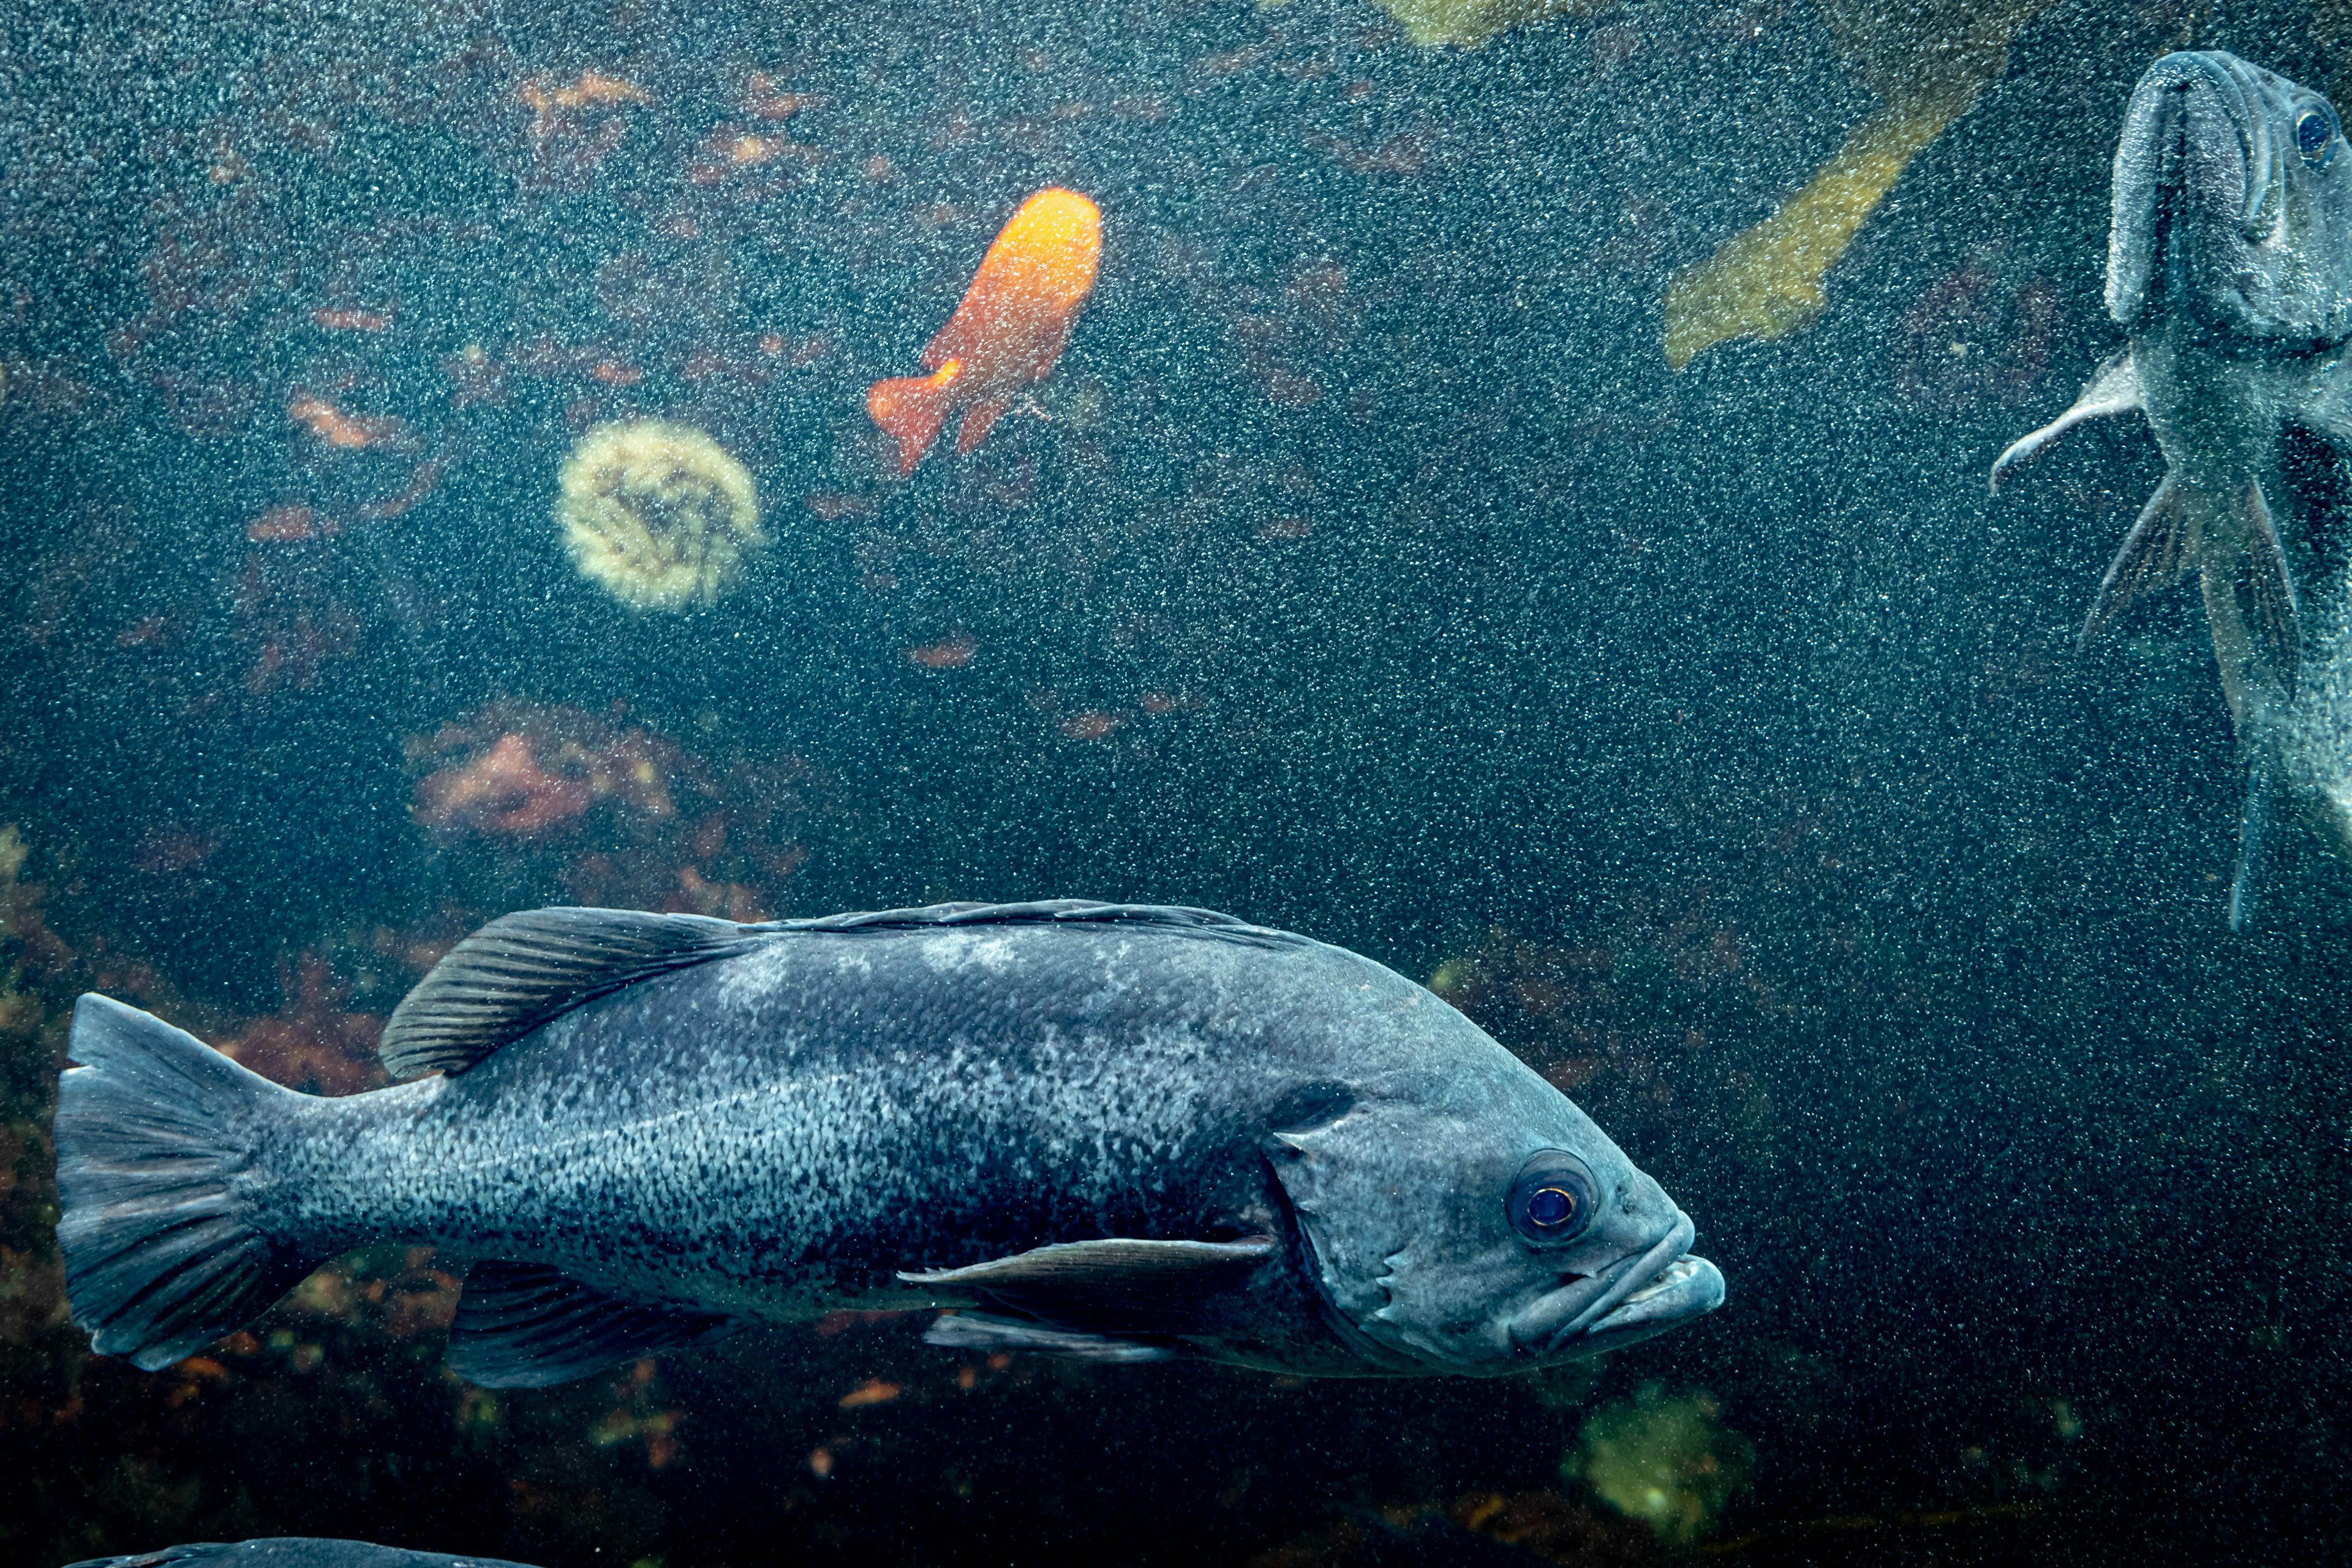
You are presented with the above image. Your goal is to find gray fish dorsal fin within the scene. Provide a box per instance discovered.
[447,1259,734,1388]
[380,907,761,1079]
[899,1236,1275,1333]
[779,899,1315,951]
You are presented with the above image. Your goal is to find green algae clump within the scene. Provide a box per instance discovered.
[1566,1382,1755,1543]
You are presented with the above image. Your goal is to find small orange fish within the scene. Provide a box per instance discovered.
[867,188,1101,477]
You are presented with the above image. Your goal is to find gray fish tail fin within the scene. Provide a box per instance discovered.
[55,995,318,1370]
[2228,735,2282,932]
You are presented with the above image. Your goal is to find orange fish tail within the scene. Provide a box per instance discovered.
[866,374,956,477]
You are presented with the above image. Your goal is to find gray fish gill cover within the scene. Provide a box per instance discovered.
[54,902,1723,1388]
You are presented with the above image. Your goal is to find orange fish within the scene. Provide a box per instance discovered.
[867,187,1101,477]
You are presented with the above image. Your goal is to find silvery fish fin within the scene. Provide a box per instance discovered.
[2228,733,2282,932]
[922,1311,1172,1363]
[2236,477,2302,692]
[447,1261,735,1389]
[1989,350,2145,493]
[380,907,763,1079]
[2082,472,2195,646]
[898,1236,1275,1334]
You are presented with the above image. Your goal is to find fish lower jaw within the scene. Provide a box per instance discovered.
[1577,1253,1727,1348]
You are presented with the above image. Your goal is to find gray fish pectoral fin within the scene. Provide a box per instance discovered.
[922,1311,1173,1363]
[379,907,764,1079]
[1990,350,2145,493]
[446,1260,736,1389]
[2237,478,2302,692]
[897,1236,1275,1335]
[2082,472,2195,646]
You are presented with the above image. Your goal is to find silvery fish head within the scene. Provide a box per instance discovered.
[1266,1028,1722,1376]
[2109,50,2352,346]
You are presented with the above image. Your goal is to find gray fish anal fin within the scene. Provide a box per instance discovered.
[922,1310,1172,1363]
[2082,472,2195,646]
[447,1260,734,1389]
[2237,477,2302,692]
[898,1236,1275,1334]
[380,907,761,1079]
[1990,350,2145,493]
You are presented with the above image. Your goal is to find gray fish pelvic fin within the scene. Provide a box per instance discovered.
[2231,475,2304,692]
[54,996,320,1370]
[1989,350,2146,493]
[922,1311,1174,1363]
[380,906,761,1079]
[2082,470,2195,646]
[447,1260,737,1389]
[2079,473,2302,688]
[898,1236,1276,1341]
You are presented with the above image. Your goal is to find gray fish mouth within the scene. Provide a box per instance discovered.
[1547,1211,1696,1351]
[1579,1252,1726,1346]
[1507,1210,1713,1357]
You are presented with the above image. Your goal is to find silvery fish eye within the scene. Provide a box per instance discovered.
[1507,1150,1599,1243]
[2296,104,2339,167]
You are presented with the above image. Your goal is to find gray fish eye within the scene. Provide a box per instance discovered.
[1507,1150,1599,1243]
[2297,107,2338,167]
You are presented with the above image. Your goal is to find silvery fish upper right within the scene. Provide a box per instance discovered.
[1994,50,2352,927]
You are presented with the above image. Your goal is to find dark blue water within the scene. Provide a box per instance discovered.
[4,0,2349,1562]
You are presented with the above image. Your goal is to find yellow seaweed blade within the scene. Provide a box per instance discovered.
[1662,96,1963,370]
[1372,0,1607,49]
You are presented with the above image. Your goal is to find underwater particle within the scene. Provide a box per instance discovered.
[556,420,765,610]
[1566,1382,1755,1544]
[867,188,1102,477]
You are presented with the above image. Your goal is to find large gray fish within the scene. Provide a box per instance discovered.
[55,901,1724,1387]
[61,1543,541,1568]
[1992,50,2352,925]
